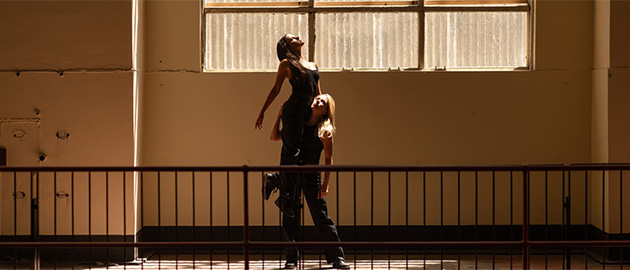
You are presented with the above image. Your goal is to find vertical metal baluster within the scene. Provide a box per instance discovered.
[301,172,305,270]
[335,171,340,270]
[317,171,322,270]
[475,171,478,270]
[406,171,409,270]
[54,172,58,270]
[88,171,92,270]
[106,171,110,270]
[141,172,144,270]
[510,171,513,270]
[423,171,426,269]
[30,171,34,270]
[585,171,588,270]
[175,171,179,270]
[36,170,40,270]
[12,172,18,270]
[522,168,530,270]
[227,172,231,270]
[370,171,374,270]
[13,172,17,270]
[210,171,214,270]
[603,170,606,268]
[545,171,548,270]
[440,170,444,270]
[72,172,75,270]
[458,171,461,270]
[123,171,127,270]
[158,171,161,270]
[192,171,196,270]
[492,171,496,270]
[388,171,391,270]
[353,171,357,268]
[561,172,571,269]
[568,170,572,270]
[243,168,250,270]
[620,170,623,270]
[260,172,265,270]
[336,171,340,225]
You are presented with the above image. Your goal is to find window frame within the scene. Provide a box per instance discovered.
[202,0,532,72]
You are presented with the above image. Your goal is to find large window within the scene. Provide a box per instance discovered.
[203,0,530,71]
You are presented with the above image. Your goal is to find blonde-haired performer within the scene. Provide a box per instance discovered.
[265,94,349,269]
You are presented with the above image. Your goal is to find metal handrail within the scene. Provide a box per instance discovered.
[2,163,630,172]
[2,164,630,270]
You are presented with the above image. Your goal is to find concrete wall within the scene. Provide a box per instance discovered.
[591,0,630,233]
[139,0,593,227]
[3,0,629,234]
[0,0,134,236]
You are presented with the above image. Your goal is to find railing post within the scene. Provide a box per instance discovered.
[564,196,571,269]
[243,165,250,270]
[522,166,529,270]
[31,171,40,270]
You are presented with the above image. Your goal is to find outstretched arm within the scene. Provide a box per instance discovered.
[316,63,322,96]
[317,80,322,96]
[318,133,333,199]
[255,60,290,129]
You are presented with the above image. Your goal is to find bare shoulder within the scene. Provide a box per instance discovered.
[277,59,292,77]
[279,59,291,68]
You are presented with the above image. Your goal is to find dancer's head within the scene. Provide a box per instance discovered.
[277,34,306,82]
[312,94,336,138]
[276,34,303,61]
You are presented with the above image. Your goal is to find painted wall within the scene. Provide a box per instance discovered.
[139,0,594,228]
[2,0,627,235]
[0,0,134,236]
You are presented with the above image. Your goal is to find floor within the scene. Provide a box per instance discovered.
[3,252,612,270]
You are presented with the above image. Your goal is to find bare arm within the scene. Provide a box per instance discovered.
[318,132,333,199]
[270,104,283,141]
[255,60,290,129]
[316,63,322,95]
[317,80,322,96]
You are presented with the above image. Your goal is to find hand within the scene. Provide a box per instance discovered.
[318,184,329,199]
[255,115,264,129]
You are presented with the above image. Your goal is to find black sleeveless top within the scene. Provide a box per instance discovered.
[288,68,319,104]
[299,124,323,165]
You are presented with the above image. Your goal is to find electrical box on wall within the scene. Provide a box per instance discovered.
[0,147,5,166]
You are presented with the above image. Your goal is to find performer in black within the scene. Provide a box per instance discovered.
[264,94,350,269]
[255,34,321,218]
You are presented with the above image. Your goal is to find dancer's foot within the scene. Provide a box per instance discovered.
[332,259,351,269]
[262,173,278,200]
[284,262,297,269]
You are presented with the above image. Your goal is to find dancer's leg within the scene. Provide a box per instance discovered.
[303,172,345,264]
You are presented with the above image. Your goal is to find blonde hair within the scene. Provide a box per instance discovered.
[317,94,336,139]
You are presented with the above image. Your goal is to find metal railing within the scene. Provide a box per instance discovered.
[0,164,629,269]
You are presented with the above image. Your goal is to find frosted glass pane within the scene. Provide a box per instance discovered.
[425,12,528,69]
[205,13,308,71]
[316,13,419,69]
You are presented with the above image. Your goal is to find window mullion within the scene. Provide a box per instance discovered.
[418,0,424,69]
[309,0,315,62]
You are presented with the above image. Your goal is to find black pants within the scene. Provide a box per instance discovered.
[278,172,345,264]
[277,101,308,206]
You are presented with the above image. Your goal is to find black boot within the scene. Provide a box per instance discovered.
[262,173,279,200]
